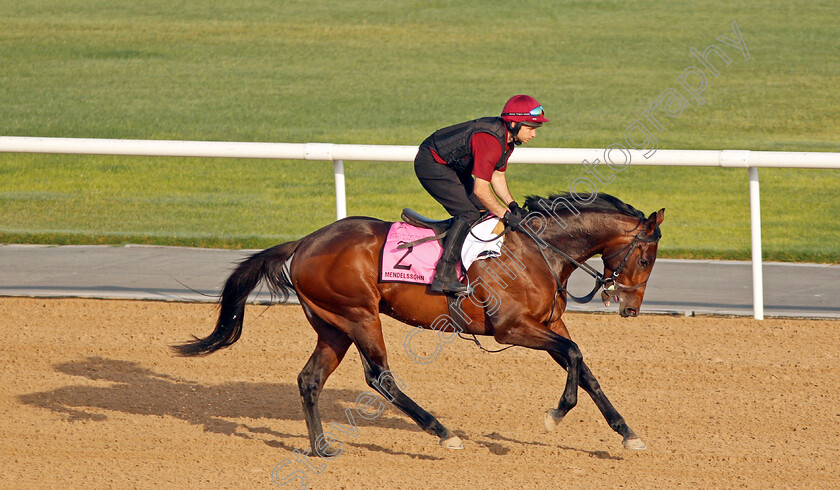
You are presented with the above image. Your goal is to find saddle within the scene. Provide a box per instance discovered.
[400,208,453,236]
[394,209,453,250]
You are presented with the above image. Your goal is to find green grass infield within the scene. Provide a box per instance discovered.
[1,1,838,262]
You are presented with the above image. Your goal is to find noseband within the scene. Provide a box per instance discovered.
[600,225,659,292]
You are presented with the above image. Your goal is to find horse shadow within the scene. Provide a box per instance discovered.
[19,356,618,460]
[17,356,441,460]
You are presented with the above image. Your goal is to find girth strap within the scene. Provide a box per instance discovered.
[446,295,514,354]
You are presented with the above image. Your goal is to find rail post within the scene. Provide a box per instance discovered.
[749,166,764,320]
[333,159,346,220]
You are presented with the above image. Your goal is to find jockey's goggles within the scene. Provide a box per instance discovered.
[501,105,545,118]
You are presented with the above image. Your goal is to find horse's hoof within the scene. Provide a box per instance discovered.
[544,409,564,432]
[439,435,463,450]
[622,437,647,450]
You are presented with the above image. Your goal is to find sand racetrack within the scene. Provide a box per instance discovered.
[2,297,838,488]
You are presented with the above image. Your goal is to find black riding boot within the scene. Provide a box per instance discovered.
[430,217,472,294]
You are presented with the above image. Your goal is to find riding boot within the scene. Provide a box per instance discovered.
[430,217,472,294]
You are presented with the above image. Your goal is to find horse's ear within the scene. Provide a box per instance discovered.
[644,209,664,236]
[653,208,664,225]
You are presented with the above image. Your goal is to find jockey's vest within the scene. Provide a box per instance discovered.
[423,117,512,173]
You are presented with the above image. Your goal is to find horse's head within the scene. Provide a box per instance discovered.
[600,208,664,317]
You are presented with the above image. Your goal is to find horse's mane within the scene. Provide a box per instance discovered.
[523,192,646,220]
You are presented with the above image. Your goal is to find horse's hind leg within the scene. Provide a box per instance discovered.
[354,326,463,450]
[297,295,460,450]
[297,316,353,456]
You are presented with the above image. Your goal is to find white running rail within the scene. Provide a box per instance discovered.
[2,135,839,320]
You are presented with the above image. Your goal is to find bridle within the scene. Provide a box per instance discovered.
[524,220,660,324]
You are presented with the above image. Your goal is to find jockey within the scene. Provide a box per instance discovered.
[414,95,549,294]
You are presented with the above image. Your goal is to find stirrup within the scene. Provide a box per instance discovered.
[430,278,472,295]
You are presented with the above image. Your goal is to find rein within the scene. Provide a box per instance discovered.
[438,213,657,354]
[448,222,644,354]
[473,217,637,307]
[515,219,658,324]
[531,233,606,325]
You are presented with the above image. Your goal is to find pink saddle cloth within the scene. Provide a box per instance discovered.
[380,222,445,284]
[380,218,504,285]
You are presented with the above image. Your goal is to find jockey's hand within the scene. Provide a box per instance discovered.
[503,207,527,230]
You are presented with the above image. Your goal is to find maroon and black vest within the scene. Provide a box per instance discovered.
[422,117,512,173]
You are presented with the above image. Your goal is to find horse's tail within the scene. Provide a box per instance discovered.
[172,240,300,357]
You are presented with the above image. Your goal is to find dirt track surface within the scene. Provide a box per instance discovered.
[2,297,839,489]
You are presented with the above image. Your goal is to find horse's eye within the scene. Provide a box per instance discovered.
[640,258,650,268]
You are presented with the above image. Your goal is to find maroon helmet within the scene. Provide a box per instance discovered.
[501,95,549,127]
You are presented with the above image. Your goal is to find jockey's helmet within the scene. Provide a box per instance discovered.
[501,95,549,127]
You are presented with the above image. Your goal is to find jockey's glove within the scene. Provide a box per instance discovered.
[504,208,527,230]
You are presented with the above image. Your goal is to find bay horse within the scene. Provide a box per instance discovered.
[174,192,664,454]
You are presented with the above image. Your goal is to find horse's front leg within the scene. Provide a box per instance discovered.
[493,318,584,430]
[547,352,646,450]
[542,318,646,449]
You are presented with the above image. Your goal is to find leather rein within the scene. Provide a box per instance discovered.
[519,220,659,324]
[450,216,658,353]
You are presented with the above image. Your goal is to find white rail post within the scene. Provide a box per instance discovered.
[749,166,764,320]
[333,160,346,220]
